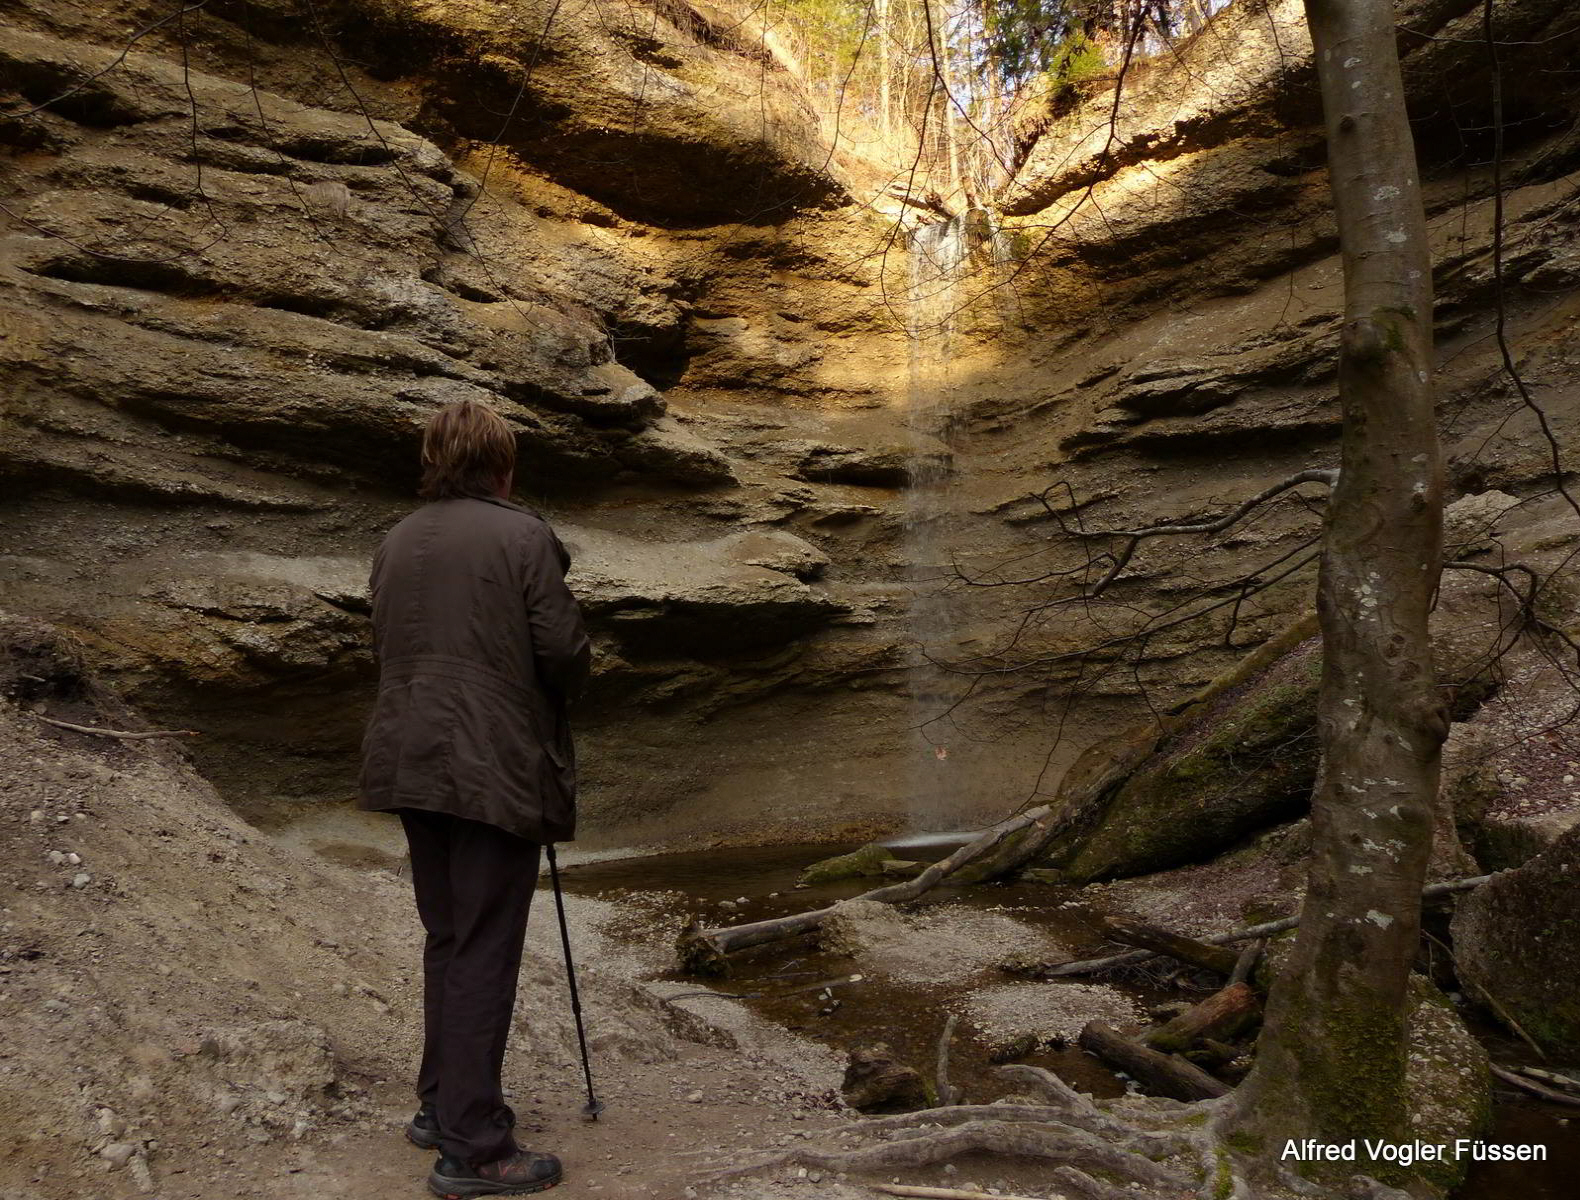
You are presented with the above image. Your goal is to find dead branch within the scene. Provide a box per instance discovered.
[1516,1067,1580,1095]
[1038,469,1336,598]
[676,805,1052,973]
[1228,938,1266,987]
[1490,1064,1580,1108]
[1021,874,1495,977]
[1099,916,1241,976]
[32,715,198,740]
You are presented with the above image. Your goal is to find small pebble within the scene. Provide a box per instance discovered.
[685,1090,704,1103]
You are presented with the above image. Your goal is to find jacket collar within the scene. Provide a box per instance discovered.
[472,495,545,521]
[466,496,569,570]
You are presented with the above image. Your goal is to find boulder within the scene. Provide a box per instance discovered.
[797,843,893,887]
[840,1044,929,1113]
[1452,822,1580,1059]
[1441,647,1580,869]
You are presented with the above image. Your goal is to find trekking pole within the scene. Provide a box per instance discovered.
[545,843,604,1120]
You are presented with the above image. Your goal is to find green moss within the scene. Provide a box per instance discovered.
[1224,1130,1263,1156]
[1001,227,1036,261]
[796,842,891,886]
[1059,642,1321,881]
[1213,1148,1234,1200]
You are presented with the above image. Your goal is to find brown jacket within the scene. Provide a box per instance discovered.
[357,496,591,842]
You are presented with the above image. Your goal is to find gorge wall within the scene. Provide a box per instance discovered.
[3,0,1579,855]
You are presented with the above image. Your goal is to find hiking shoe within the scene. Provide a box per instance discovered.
[406,1106,443,1150]
[428,1150,562,1197]
[406,1104,517,1151]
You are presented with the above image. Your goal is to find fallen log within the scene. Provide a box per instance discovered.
[1099,916,1240,976]
[1185,1038,1243,1070]
[1517,1066,1580,1095]
[1143,981,1259,1053]
[676,805,1053,974]
[1024,874,1495,978]
[1077,1021,1229,1102]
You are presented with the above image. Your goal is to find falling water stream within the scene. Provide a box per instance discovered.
[903,209,992,831]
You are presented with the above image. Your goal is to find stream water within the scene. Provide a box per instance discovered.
[555,840,1580,1200]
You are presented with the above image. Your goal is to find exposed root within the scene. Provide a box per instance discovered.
[697,1066,1351,1200]
[852,1102,1190,1158]
[705,1116,1193,1190]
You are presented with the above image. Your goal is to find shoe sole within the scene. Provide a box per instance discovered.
[406,1123,444,1151]
[426,1168,562,1198]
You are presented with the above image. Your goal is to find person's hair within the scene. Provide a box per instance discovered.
[418,399,516,500]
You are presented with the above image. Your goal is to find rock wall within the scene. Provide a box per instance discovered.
[0,0,930,846]
[4,0,1580,856]
[902,0,1580,856]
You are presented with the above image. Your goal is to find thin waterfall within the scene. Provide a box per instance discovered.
[902,210,989,831]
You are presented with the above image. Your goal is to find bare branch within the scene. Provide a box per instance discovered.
[33,715,198,740]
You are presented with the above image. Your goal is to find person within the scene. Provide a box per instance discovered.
[359,398,591,1198]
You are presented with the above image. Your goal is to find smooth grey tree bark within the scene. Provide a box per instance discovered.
[1222,0,1449,1184]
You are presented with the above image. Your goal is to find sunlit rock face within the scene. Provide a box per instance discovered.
[3,0,1580,853]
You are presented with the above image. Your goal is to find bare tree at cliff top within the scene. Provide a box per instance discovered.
[1217,0,1448,1176]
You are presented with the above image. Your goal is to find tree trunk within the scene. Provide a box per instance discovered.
[876,0,892,141]
[1222,0,1447,1185]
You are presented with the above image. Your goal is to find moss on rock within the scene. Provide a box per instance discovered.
[1452,822,1580,1059]
[796,842,893,887]
[1048,632,1322,883]
[1405,977,1493,1194]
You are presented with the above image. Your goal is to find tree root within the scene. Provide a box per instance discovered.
[704,1116,1192,1190]
[851,1101,1190,1159]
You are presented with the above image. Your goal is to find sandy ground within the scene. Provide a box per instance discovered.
[0,674,894,1200]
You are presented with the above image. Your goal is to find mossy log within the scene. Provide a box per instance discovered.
[1077,1021,1229,1102]
[1143,982,1259,1053]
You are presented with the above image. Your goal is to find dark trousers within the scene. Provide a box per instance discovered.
[398,808,541,1165]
